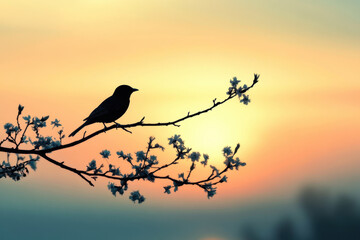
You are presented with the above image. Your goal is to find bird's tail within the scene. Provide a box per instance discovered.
[69,122,88,137]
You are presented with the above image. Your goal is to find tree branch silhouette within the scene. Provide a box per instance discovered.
[0,74,259,203]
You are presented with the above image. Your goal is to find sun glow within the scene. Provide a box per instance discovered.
[179,116,235,165]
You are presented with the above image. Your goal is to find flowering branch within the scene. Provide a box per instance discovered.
[0,74,259,203]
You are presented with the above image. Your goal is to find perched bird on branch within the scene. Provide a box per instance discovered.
[69,85,138,137]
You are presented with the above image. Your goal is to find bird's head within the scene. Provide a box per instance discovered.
[113,85,139,98]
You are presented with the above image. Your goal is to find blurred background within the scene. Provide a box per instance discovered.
[0,0,359,239]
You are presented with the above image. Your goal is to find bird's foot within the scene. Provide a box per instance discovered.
[114,122,120,129]
[103,123,107,133]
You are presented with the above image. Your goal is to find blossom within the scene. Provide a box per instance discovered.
[136,151,146,162]
[168,134,183,145]
[129,191,145,203]
[51,118,62,128]
[230,77,240,87]
[4,123,18,135]
[109,164,121,176]
[240,94,251,105]
[87,160,97,171]
[29,160,38,171]
[30,136,60,150]
[22,115,31,123]
[108,183,124,196]
[223,146,232,156]
[226,87,233,95]
[32,117,47,130]
[146,155,158,165]
[178,173,185,180]
[203,183,217,199]
[188,152,201,162]
[164,186,171,194]
[201,154,209,166]
[210,165,220,177]
[220,175,227,183]
[236,87,243,98]
[100,149,111,158]
[116,151,125,158]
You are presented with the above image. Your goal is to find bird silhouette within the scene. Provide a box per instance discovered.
[69,85,138,137]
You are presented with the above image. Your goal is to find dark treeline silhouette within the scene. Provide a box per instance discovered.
[242,187,360,240]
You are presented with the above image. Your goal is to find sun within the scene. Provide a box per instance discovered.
[180,116,234,163]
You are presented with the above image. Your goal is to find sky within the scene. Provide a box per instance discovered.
[1,1,360,240]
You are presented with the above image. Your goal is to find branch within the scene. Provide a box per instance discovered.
[0,74,259,155]
[1,74,259,203]
[39,153,94,187]
[35,140,243,199]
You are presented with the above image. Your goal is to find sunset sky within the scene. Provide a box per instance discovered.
[1,1,360,240]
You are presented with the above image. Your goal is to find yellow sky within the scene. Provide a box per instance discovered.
[1,0,359,204]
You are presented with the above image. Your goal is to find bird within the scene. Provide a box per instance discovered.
[69,85,138,137]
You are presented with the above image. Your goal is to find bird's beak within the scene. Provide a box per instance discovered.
[133,88,139,92]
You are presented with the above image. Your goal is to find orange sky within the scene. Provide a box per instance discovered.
[1,0,359,207]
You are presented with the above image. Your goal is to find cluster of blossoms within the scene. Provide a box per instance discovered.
[163,138,246,199]
[227,74,259,105]
[3,105,64,150]
[1,105,63,180]
[0,155,39,181]
[92,133,246,203]
[87,137,165,203]
[1,74,259,203]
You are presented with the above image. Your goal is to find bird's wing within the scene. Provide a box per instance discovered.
[83,97,114,121]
